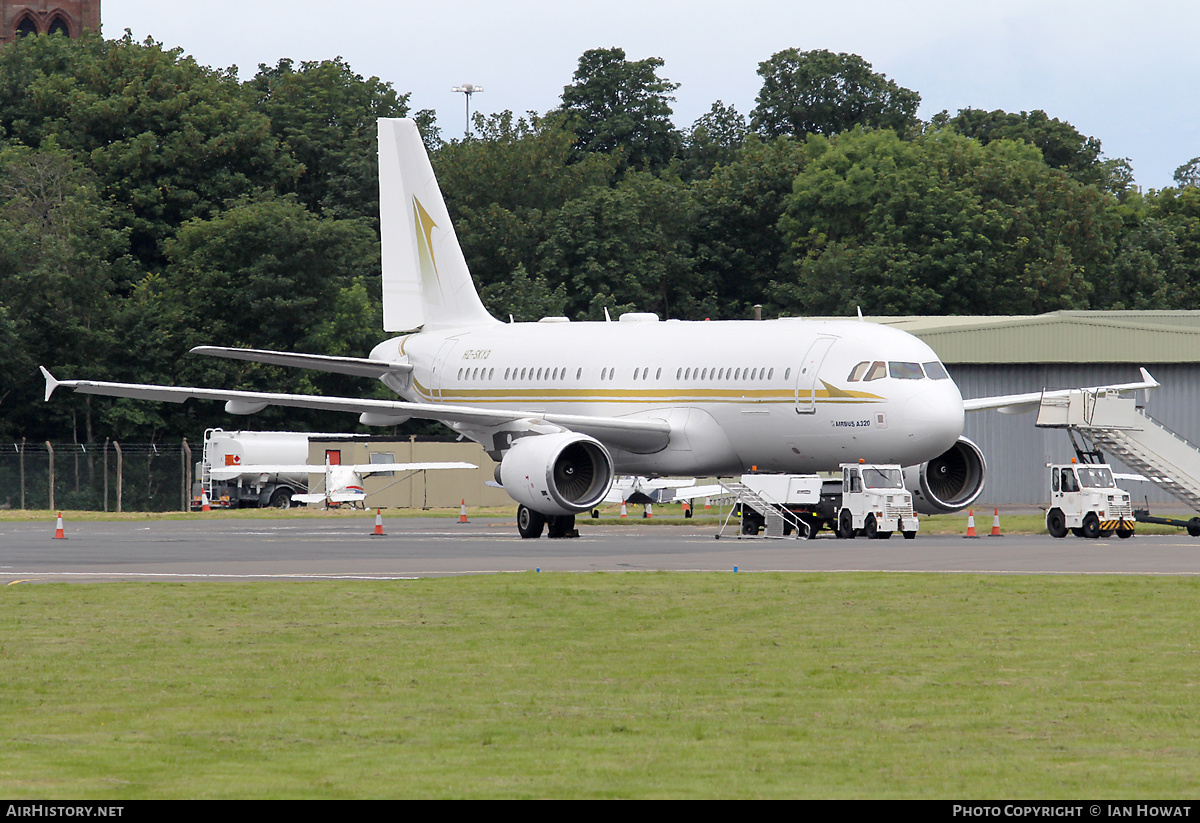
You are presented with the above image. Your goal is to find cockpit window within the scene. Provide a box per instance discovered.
[864,361,887,381]
[889,361,925,380]
[923,361,950,380]
[847,361,870,382]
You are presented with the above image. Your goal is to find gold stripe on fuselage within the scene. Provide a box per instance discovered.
[409,378,885,406]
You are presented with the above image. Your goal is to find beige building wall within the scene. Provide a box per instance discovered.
[306,437,511,509]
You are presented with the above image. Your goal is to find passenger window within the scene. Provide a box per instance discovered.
[864,361,887,381]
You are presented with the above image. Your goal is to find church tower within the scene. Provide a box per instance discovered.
[1,1,100,47]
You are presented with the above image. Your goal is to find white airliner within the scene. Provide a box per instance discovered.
[40,118,1159,538]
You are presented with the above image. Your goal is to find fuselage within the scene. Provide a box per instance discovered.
[370,316,965,476]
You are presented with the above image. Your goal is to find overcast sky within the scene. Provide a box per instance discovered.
[103,0,1198,191]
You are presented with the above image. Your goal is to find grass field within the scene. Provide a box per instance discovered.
[3,573,1200,798]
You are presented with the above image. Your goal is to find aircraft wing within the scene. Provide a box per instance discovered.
[963,368,1160,414]
[190,346,410,378]
[40,368,670,454]
[208,461,476,480]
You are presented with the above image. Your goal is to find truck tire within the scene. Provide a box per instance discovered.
[902,530,917,540]
[517,505,546,539]
[269,489,292,509]
[742,512,763,535]
[1081,512,1101,539]
[1188,518,1200,538]
[863,514,878,540]
[837,509,855,539]
[1046,509,1068,538]
[1116,527,1133,539]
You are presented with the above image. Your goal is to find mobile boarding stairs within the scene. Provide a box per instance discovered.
[1036,386,1200,530]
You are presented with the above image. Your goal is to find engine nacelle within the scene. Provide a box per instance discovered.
[498,432,615,516]
[904,436,987,515]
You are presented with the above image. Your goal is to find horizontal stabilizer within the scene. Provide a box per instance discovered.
[190,346,409,378]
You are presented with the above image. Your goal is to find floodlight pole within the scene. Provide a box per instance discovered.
[451,83,484,138]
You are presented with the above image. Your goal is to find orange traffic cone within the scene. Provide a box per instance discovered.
[645,503,653,519]
[620,499,628,518]
[459,499,469,524]
[964,510,979,538]
[201,492,211,512]
[989,508,1004,537]
[371,508,385,537]
[703,497,711,510]
[53,511,66,540]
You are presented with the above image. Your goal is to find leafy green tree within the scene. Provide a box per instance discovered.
[679,100,749,180]
[433,111,618,292]
[0,140,134,441]
[689,134,810,318]
[936,108,1130,194]
[558,47,682,171]
[537,170,709,319]
[776,129,1118,316]
[751,49,920,139]
[249,57,411,225]
[0,31,296,268]
[1175,157,1200,188]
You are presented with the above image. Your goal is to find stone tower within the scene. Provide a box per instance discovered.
[0,1,100,47]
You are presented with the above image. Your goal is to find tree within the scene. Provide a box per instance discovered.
[937,108,1130,193]
[1175,157,1200,188]
[679,100,749,180]
[0,31,297,269]
[558,47,682,171]
[751,49,920,139]
[775,129,1119,316]
[249,57,412,225]
[0,140,134,441]
[536,171,709,319]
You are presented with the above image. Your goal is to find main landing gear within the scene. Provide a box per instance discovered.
[517,505,579,539]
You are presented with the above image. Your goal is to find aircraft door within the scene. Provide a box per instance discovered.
[430,338,462,400]
[795,337,836,414]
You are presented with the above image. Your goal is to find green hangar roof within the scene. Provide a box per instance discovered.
[858,311,1200,364]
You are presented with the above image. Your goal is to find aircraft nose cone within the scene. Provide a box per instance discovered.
[904,384,965,456]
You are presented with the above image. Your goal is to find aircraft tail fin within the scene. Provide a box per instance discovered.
[377,118,497,332]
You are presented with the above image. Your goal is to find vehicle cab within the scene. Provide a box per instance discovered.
[1046,460,1135,539]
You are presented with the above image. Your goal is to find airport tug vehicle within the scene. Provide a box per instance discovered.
[1045,460,1135,539]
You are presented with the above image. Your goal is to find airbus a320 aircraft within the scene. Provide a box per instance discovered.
[41,118,1158,538]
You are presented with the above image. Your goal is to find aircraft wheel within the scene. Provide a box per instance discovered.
[1100,529,1114,538]
[1081,513,1101,539]
[517,505,546,539]
[902,530,917,540]
[837,509,855,539]
[684,508,693,519]
[1046,508,1067,538]
[863,513,878,539]
[877,531,892,540]
[1188,518,1200,538]
[1116,528,1133,539]
[269,489,292,509]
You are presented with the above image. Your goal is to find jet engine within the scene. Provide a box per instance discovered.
[498,432,615,516]
[903,436,987,515]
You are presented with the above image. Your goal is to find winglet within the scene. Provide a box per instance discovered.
[39,366,60,401]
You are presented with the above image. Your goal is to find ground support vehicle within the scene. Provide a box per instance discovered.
[1045,461,1135,538]
[719,463,919,540]
[191,429,313,510]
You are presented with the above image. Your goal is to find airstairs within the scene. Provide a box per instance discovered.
[716,480,809,539]
[1036,388,1200,511]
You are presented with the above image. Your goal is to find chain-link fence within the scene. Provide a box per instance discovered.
[0,440,193,512]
